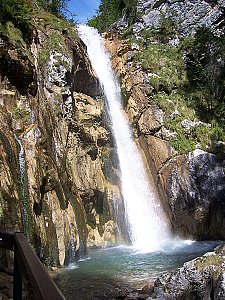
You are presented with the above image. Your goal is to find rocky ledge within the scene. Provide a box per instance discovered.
[114,244,225,300]
[151,243,225,299]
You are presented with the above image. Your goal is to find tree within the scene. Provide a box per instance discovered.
[186,27,225,122]
[36,0,69,15]
[88,0,137,32]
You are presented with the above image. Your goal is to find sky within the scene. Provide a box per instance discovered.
[68,0,101,24]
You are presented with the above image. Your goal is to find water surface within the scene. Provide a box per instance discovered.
[56,241,221,300]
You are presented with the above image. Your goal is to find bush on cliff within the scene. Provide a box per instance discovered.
[0,0,33,40]
[184,27,225,125]
[0,0,69,33]
[88,0,138,32]
[133,24,225,154]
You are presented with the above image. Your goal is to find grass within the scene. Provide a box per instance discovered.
[35,10,69,31]
[152,91,223,153]
[11,107,30,121]
[137,44,187,93]
[132,30,225,154]
[39,32,66,66]
[196,254,224,269]
[0,21,26,48]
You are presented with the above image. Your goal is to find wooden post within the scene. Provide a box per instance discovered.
[13,247,23,300]
[0,232,65,299]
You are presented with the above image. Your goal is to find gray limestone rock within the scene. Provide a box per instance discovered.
[151,249,225,299]
[134,0,225,36]
[160,150,225,239]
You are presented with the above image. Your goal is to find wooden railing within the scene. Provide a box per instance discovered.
[0,232,65,300]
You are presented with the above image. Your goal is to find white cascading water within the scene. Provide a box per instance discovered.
[77,25,171,251]
[65,212,77,265]
[15,136,30,238]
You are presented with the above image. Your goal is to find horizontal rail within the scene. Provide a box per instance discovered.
[14,233,65,300]
[0,232,65,300]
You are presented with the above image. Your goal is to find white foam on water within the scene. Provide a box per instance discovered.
[67,263,79,270]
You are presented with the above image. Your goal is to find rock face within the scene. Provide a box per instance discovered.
[160,150,225,239]
[104,35,151,125]
[150,244,225,299]
[0,1,225,273]
[104,33,225,240]
[134,0,225,35]
[0,16,122,268]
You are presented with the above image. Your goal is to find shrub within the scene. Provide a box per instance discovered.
[137,44,187,93]
[11,107,30,121]
[36,0,69,16]
[0,0,33,41]
[39,32,66,66]
[185,27,225,124]
[133,25,224,155]
[88,0,138,32]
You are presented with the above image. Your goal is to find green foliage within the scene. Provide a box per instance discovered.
[0,0,70,41]
[39,32,66,66]
[152,88,225,154]
[36,10,68,30]
[185,27,225,124]
[11,107,30,121]
[36,0,69,16]
[88,0,125,32]
[132,23,225,155]
[153,92,214,153]
[0,21,26,47]
[137,44,187,93]
[88,0,137,32]
[0,0,33,41]
[171,138,196,154]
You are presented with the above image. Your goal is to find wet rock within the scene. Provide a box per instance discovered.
[151,247,225,299]
[215,243,225,255]
[0,15,121,269]
[142,282,154,294]
[0,38,37,96]
[105,35,151,124]
[144,136,173,171]
[160,150,225,239]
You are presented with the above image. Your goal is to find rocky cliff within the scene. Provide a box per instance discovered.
[0,0,224,272]
[150,244,225,299]
[0,13,124,269]
[113,0,225,36]
[105,0,225,241]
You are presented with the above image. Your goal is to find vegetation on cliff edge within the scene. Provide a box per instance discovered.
[88,0,138,32]
[134,23,225,154]
[0,0,70,40]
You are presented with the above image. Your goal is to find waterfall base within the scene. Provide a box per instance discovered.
[55,241,221,300]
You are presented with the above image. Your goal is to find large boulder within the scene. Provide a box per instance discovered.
[160,150,225,239]
[151,245,225,299]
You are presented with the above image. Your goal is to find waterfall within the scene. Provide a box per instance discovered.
[77,25,171,252]
[65,212,77,265]
[15,136,30,239]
